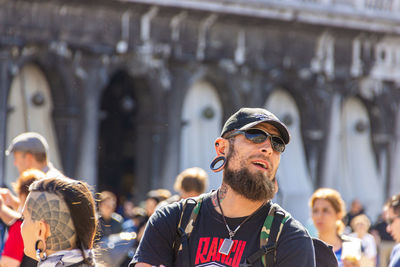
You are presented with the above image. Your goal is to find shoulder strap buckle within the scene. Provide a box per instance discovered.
[263,243,277,254]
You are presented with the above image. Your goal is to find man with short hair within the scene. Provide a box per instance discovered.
[174,167,208,199]
[159,167,209,207]
[387,194,400,267]
[0,132,63,225]
[6,132,63,178]
[131,107,315,267]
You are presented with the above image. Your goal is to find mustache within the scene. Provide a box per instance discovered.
[247,155,273,169]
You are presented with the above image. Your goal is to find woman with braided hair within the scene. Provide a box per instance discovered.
[20,177,97,267]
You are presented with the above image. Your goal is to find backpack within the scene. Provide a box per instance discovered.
[173,195,338,267]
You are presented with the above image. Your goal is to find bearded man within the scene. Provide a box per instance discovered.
[131,107,316,267]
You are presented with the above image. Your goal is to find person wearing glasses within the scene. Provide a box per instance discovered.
[131,107,316,266]
[387,194,400,267]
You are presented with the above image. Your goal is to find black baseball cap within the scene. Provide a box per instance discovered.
[5,132,49,156]
[221,107,290,144]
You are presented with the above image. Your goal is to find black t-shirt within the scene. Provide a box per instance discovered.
[96,213,123,240]
[372,220,394,241]
[131,193,315,267]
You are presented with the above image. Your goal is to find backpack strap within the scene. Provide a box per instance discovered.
[173,195,204,264]
[246,203,290,266]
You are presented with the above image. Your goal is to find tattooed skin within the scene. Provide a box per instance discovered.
[219,184,228,200]
[27,192,76,251]
[211,191,218,207]
[212,184,229,208]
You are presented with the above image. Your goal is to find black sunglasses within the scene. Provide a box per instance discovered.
[226,129,286,153]
[386,216,400,225]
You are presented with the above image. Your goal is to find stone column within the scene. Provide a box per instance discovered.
[75,59,108,188]
[0,52,11,186]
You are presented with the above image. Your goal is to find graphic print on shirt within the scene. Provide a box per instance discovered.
[195,237,247,267]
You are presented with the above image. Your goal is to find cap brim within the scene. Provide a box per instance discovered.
[5,144,14,156]
[239,119,290,144]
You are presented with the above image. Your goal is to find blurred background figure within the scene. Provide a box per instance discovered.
[97,188,171,267]
[371,205,395,267]
[96,190,123,241]
[349,214,377,267]
[120,207,147,267]
[309,188,361,267]
[158,167,209,207]
[95,191,139,267]
[122,207,147,236]
[173,167,208,199]
[120,197,135,220]
[134,189,171,244]
[20,177,97,266]
[5,132,63,178]
[0,132,64,251]
[0,169,44,267]
[344,199,365,234]
[143,189,171,218]
[385,194,400,267]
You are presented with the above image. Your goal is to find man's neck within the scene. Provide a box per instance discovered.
[212,183,267,218]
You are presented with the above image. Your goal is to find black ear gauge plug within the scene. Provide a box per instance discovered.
[215,143,219,147]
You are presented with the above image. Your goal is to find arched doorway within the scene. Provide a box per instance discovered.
[97,71,137,198]
[265,89,313,224]
[322,96,383,219]
[180,81,223,191]
[5,64,62,186]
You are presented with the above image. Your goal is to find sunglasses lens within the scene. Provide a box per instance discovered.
[244,129,268,144]
[244,130,285,153]
[271,137,285,153]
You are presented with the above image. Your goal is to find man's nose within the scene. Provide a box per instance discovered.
[260,137,273,154]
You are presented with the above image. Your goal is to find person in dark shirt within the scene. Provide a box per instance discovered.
[343,199,365,233]
[131,107,315,267]
[371,207,395,267]
[97,191,123,239]
[385,194,400,267]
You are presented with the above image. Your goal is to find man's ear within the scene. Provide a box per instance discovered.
[214,137,229,156]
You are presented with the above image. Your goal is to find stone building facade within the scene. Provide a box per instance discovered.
[1,0,400,223]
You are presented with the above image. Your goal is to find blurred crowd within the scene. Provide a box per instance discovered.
[0,131,398,267]
[0,132,210,266]
[94,167,208,267]
[308,188,397,267]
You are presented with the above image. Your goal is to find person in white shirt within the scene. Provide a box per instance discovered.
[349,214,377,267]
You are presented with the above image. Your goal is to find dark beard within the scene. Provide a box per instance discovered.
[223,141,276,201]
[223,167,276,201]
